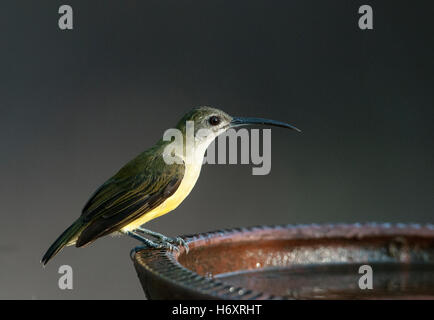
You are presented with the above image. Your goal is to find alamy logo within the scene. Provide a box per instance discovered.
[358,5,373,30]
[358,265,373,290]
[58,265,73,290]
[58,5,73,30]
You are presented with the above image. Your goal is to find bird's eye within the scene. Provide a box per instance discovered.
[208,116,221,126]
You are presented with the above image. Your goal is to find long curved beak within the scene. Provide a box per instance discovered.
[230,117,301,132]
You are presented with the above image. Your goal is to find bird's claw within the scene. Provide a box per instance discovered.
[128,230,189,255]
[160,241,179,252]
[129,237,177,259]
[165,236,189,253]
[134,228,189,253]
[130,240,179,255]
[177,237,189,253]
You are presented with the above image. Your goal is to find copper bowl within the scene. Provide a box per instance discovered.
[132,223,434,299]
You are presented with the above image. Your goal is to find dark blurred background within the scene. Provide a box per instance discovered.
[0,1,433,299]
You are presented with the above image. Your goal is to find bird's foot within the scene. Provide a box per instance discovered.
[127,231,183,259]
[168,236,189,254]
[129,240,179,259]
[158,236,189,254]
[127,231,176,253]
[136,227,189,253]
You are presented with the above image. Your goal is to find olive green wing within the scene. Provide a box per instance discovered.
[76,152,184,247]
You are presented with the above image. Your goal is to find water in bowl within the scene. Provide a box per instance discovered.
[214,262,434,299]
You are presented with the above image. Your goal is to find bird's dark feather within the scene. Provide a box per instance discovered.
[76,141,185,247]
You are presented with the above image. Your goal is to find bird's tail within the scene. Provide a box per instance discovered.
[41,218,84,266]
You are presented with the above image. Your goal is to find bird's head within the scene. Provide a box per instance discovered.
[176,106,300,139]
[165,106,300,163]
[175,106,232,138]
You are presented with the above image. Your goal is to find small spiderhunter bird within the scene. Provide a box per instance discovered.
[41,106,300,265]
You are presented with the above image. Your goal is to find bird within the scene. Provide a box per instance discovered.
[41,106,300,265]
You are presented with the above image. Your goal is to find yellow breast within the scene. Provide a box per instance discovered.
[121,162,202,232]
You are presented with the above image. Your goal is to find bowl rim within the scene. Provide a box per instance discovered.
[132,222,434,300]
